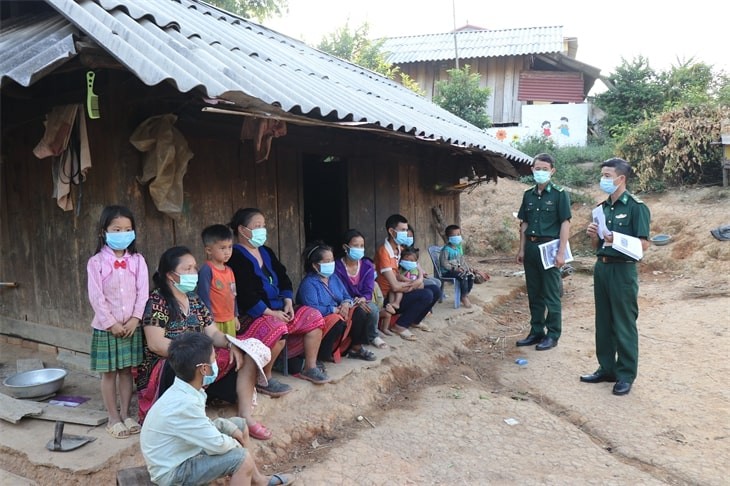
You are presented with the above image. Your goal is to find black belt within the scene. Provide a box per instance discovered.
[598,256,635,264]
[528,236,556,243]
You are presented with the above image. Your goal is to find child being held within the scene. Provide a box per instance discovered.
[439,225,475,308]
[197,224,240,337]
[386,247,421,314]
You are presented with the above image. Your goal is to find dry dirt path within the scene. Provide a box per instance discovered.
[280,268,729,485]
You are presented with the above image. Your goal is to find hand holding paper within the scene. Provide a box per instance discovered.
[591,206,610,238]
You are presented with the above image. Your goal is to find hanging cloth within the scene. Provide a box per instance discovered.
[33,104,92,211]
[240,117,287,162]
[130,114,193,220]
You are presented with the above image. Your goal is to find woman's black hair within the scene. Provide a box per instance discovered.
[302,240,333,274]
[95,205,137,254]
[152,246,193,320]
[230,208,264,239]
[339,228,364,258]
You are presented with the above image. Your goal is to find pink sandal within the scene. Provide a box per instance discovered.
[248,422,272,440]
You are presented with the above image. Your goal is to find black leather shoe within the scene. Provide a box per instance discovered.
[612,381,632,395]
[516,334,544,347]
[580,372,616,383]
[535,336,557,350]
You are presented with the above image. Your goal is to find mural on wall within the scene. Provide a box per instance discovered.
[522,104,587,147]
[486,104,588,148]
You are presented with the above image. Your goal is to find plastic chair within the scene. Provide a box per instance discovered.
[428,245,461,309]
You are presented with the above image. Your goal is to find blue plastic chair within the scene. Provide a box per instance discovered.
[428,245,461,309]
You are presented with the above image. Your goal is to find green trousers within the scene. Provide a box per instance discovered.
[593,261,639,383]
[523,241,562,339]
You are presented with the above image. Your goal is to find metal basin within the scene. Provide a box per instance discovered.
[2,368,67,398]
[650,234,672,246]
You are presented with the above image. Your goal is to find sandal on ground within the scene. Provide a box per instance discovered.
[268,473,295,486]
[411,323,432,332]
[393,327,417,341]
[106,421,130,439]
[123,418,141,434]
[298,366,332,384]
[248,422,273,440]
[256,378,292,398]
[371,336,388,349]
[348,347,376,361]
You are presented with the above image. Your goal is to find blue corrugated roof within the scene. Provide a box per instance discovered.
[1,0,533,170]
[382,26,565,64]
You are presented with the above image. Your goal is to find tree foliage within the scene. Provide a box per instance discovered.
[433,65,492,129]
[317,22,424,95]
[593,56,665,138]
[205,0,287,21]
[617,104,729,191]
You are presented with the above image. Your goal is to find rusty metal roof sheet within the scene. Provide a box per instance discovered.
[382,26,565,64]
[1,0,532,168]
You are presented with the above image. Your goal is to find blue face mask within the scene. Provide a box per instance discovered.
[399,260,418,271]
[174,273,198,293]
[347,246,365,261]
[600,177,618,195]
[247,227,267,248]
[533,170,551,185]
[318,261,336,277]
[448,235,463,246]
[106,230,135,251]
[403,236,414,247]
[202,361,218,387]
[394,231,409,245]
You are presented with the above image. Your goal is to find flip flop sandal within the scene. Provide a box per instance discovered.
[371,336,388,349]
[248,422,272,440]
[123,418,141,434]
[105,421,130,439]
[395,328,417,341]
[267,473,295,486]
[411,323,432,332]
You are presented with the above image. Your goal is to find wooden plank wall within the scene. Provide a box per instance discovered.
[1,74,461,351]
[398,56,529,125]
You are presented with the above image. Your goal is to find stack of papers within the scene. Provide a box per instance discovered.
[538,240,574,270]
[611,232,644,260]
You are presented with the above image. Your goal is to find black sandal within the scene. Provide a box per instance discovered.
[347,347,376,361]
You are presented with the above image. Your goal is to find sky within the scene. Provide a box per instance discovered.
[264,0,728,77]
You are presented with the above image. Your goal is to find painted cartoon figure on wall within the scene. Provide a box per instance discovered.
[542,121,552,137]
[559,117,570,137]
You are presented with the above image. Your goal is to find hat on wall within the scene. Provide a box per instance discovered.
[225,335,270,387]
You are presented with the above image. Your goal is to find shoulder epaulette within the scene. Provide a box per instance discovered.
[553,184,564,192]
[628,193,644,204]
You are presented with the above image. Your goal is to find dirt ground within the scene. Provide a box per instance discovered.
[1,178,729,485]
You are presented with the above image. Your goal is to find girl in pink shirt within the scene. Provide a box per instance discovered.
[87,205,148,439]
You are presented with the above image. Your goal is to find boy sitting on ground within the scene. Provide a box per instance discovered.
[439,225,475,308]
[140,332,294,486]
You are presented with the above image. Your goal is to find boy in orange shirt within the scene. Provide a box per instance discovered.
[198,225,239,337]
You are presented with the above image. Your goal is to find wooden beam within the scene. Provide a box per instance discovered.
[0,317,90,354]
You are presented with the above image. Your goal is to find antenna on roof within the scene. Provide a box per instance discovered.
[452,0,460,69]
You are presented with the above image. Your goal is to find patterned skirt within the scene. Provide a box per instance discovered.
[90,327,143,372]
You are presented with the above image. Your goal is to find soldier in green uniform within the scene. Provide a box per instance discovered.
[582,158,651,396]
[516,153,572,351]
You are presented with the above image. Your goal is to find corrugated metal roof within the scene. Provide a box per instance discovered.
[381,26,565,65]
[0,0,532,169]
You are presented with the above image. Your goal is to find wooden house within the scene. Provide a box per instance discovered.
[381,25,604,126]
[0,0,531,354]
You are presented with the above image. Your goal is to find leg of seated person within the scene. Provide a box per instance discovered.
[234,356,268,439]
[396,289,432,328]
[265,339,286,379]
[424,282,441,308]
[169,448,247,485]
[303,327,323,371]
